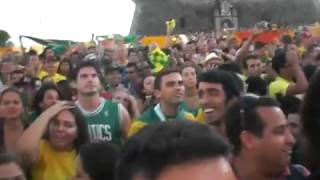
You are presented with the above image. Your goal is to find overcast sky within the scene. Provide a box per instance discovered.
[0,0,135,46]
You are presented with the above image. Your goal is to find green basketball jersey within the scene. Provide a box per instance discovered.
[76,99,122,146]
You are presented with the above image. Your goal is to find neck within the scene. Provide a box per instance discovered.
[78,94,101,112]
[159,101,179,117]
[233,153,277,180]
[185,86,197,97]
[5,118,23,130]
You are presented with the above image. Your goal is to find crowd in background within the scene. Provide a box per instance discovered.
[1,22,320,180]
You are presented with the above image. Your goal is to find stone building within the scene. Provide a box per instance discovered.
[130,0,319,35]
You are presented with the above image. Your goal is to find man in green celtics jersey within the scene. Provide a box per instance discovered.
[128,68,199,136]
[73,61,131,146]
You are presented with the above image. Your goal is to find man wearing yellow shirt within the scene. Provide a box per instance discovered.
[37,56,66,84]
[269,45,308,100]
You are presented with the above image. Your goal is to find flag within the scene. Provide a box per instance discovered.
[234,30,282,44]
[20,36,76,55]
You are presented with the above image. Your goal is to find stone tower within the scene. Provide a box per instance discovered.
[131,0,319,36]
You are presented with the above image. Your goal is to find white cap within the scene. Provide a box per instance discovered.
[203,52,222,64]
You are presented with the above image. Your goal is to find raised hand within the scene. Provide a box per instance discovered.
[41,101,75,120]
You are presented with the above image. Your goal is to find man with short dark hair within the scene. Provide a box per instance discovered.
[198,70,241,135]
[243,54,263,77]
[124,62,140,95]
[128,68,199,136]
[225,95,309,180]
[74,61,131,146]
[117,121,237,180]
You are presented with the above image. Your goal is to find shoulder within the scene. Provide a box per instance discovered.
[138,107,158,123]
[288,164,311,179]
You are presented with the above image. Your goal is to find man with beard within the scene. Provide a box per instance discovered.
[225,95,309,180]
[74,61,131,146]
[129,68,199,136]
[198,70,241,136]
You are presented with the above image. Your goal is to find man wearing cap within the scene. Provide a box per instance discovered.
[104,63,123,91]
[202,52,223,71]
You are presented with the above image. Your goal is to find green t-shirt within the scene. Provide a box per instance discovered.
[76,99,122,146]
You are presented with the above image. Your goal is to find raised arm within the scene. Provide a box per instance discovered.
[286,45,308,95]
[15,101,73,163]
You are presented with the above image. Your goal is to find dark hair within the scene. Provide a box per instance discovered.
[198,70,241,102]
[278,95,301,117]
[154,67,180,90]
[116,121,230,180]
[0,152,23,168]
[72,60,101,81]
[79,141,120,180]
[39,53,45,61]
[218,62,242,74]
[225,95,280,155]
[180,62,201,76]
[42,47,54,57]
[245,76,267,96]
[301,70,320,155]
[242,54,260,69]
[254,42,266,50]
[32,83,64,114]
[46,107,89,152]
[0,87,26,108]
[282,35,293,45]
[272,49,287,74]
[57,80,75,101]
[57,59,72,78]
[137,74,155,100]
[28,49,38,56]
[127,62,137,69]
[303,64,318,81]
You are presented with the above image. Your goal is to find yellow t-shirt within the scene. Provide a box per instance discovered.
[268,76,292,99]
[38,70,66,84]
[31,141,76,180]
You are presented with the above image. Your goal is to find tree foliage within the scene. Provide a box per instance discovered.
[0,30,11,47]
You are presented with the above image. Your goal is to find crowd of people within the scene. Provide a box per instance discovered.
[0,23,320,180]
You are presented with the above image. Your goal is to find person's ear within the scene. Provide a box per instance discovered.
[240,130,259,151]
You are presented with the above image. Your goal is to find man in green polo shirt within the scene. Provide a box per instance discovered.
[128,68,199,136]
